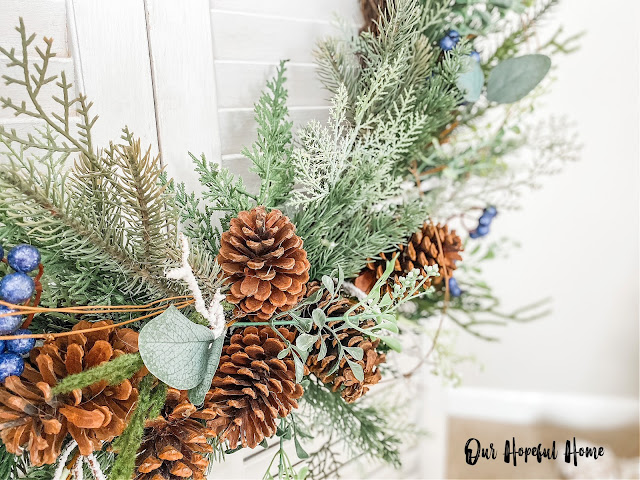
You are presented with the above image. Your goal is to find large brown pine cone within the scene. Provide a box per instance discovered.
[207,326,305,449]
[303,283,386,403]
[136,388,217,480]
[217,206,311,321]
[0,321,140,465]
[355,222,463,294]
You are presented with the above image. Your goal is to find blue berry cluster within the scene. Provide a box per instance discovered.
[0,244,41,382]
[438,30,481,63]
[448,277,462,297]
[439,29,460,51]
[469,206,498,239]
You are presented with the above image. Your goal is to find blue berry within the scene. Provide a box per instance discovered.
[469,230,480,239]
[439,36,456,51]
[7,244,41,273]
[478,213,492,226]
[0,306,23,334]
[447,30,460,42]
[5,329,35,355]
[484,206,497,218]
[470,50,481,62]
[0,353,24,382]
[448,277,462,297]
[0,272,35,304]
[0,245,4,260]
[0,340,5,353]
[477,224,490,236]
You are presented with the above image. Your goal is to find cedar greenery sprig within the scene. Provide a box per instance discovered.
[244,60,294,209]
[0,20,223,311]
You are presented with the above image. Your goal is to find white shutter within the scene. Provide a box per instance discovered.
[0,1,446,477]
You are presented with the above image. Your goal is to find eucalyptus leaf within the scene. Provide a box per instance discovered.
[293,355,305,383]
[278,348,290,360]
[312,308,327,328]
[188,328,226,405]
[343,346,363,361]
[322,275,334,295]
[296,333,317,352]
[376,321,399,333]
[294,436,309,459]
[347,360,364,382]
[139,306,216,390]
[317,340,327,361]
[296,315,313,333]
[456,57,484,102]
[379,336,403,352]
[487,54,551,104]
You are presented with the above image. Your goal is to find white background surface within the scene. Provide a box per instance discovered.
[453,0,639,401]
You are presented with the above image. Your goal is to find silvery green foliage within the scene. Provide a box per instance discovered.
[289,87,433,278]
[270,263,438,383]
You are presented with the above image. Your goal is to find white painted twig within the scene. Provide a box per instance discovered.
[53,440,78,480]
[166,233,226,338]
[72,456,84,480]
[342,281,367,301]
[85,453,107,480]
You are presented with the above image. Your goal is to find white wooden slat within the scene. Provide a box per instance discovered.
[0,59,76,119]
[211,0,363,24]
[70,0,158,152]
[145,0,221,192]
[211,11,346,63]
[217,107,329,156]
[1,0,69,56]
[215,62,331,108]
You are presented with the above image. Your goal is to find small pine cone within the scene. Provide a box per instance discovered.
[355,222,463,294]
[207,326,306,449]
[217,206,311,321]
[136,388,217,480]
[0,321,140,465]
[303,282,386,403]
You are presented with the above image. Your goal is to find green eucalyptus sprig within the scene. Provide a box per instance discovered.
[232,257,439,383]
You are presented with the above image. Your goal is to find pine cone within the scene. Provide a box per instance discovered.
[304,283,386,403]
[217,206,311,321]
[355,222,463,294]
[136,388,217,480]
[0,321,140,465]
[207,326,305,449]
[360,0,388,35]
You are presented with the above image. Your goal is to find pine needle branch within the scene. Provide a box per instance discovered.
[243,60,294,209]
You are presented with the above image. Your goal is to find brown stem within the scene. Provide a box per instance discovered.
[21,263,44,329]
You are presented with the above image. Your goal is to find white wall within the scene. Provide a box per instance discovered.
[452,0,639,401]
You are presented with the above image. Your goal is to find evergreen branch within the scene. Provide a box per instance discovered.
[243,60,294,209]
[301,380,402,467]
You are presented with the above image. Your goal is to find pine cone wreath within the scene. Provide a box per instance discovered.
[0,321,140,465]
[136,388,217,480]
[355,222,463,294]
[304,283,386,403]
[207,326,306,449]
[217,206,311,321]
